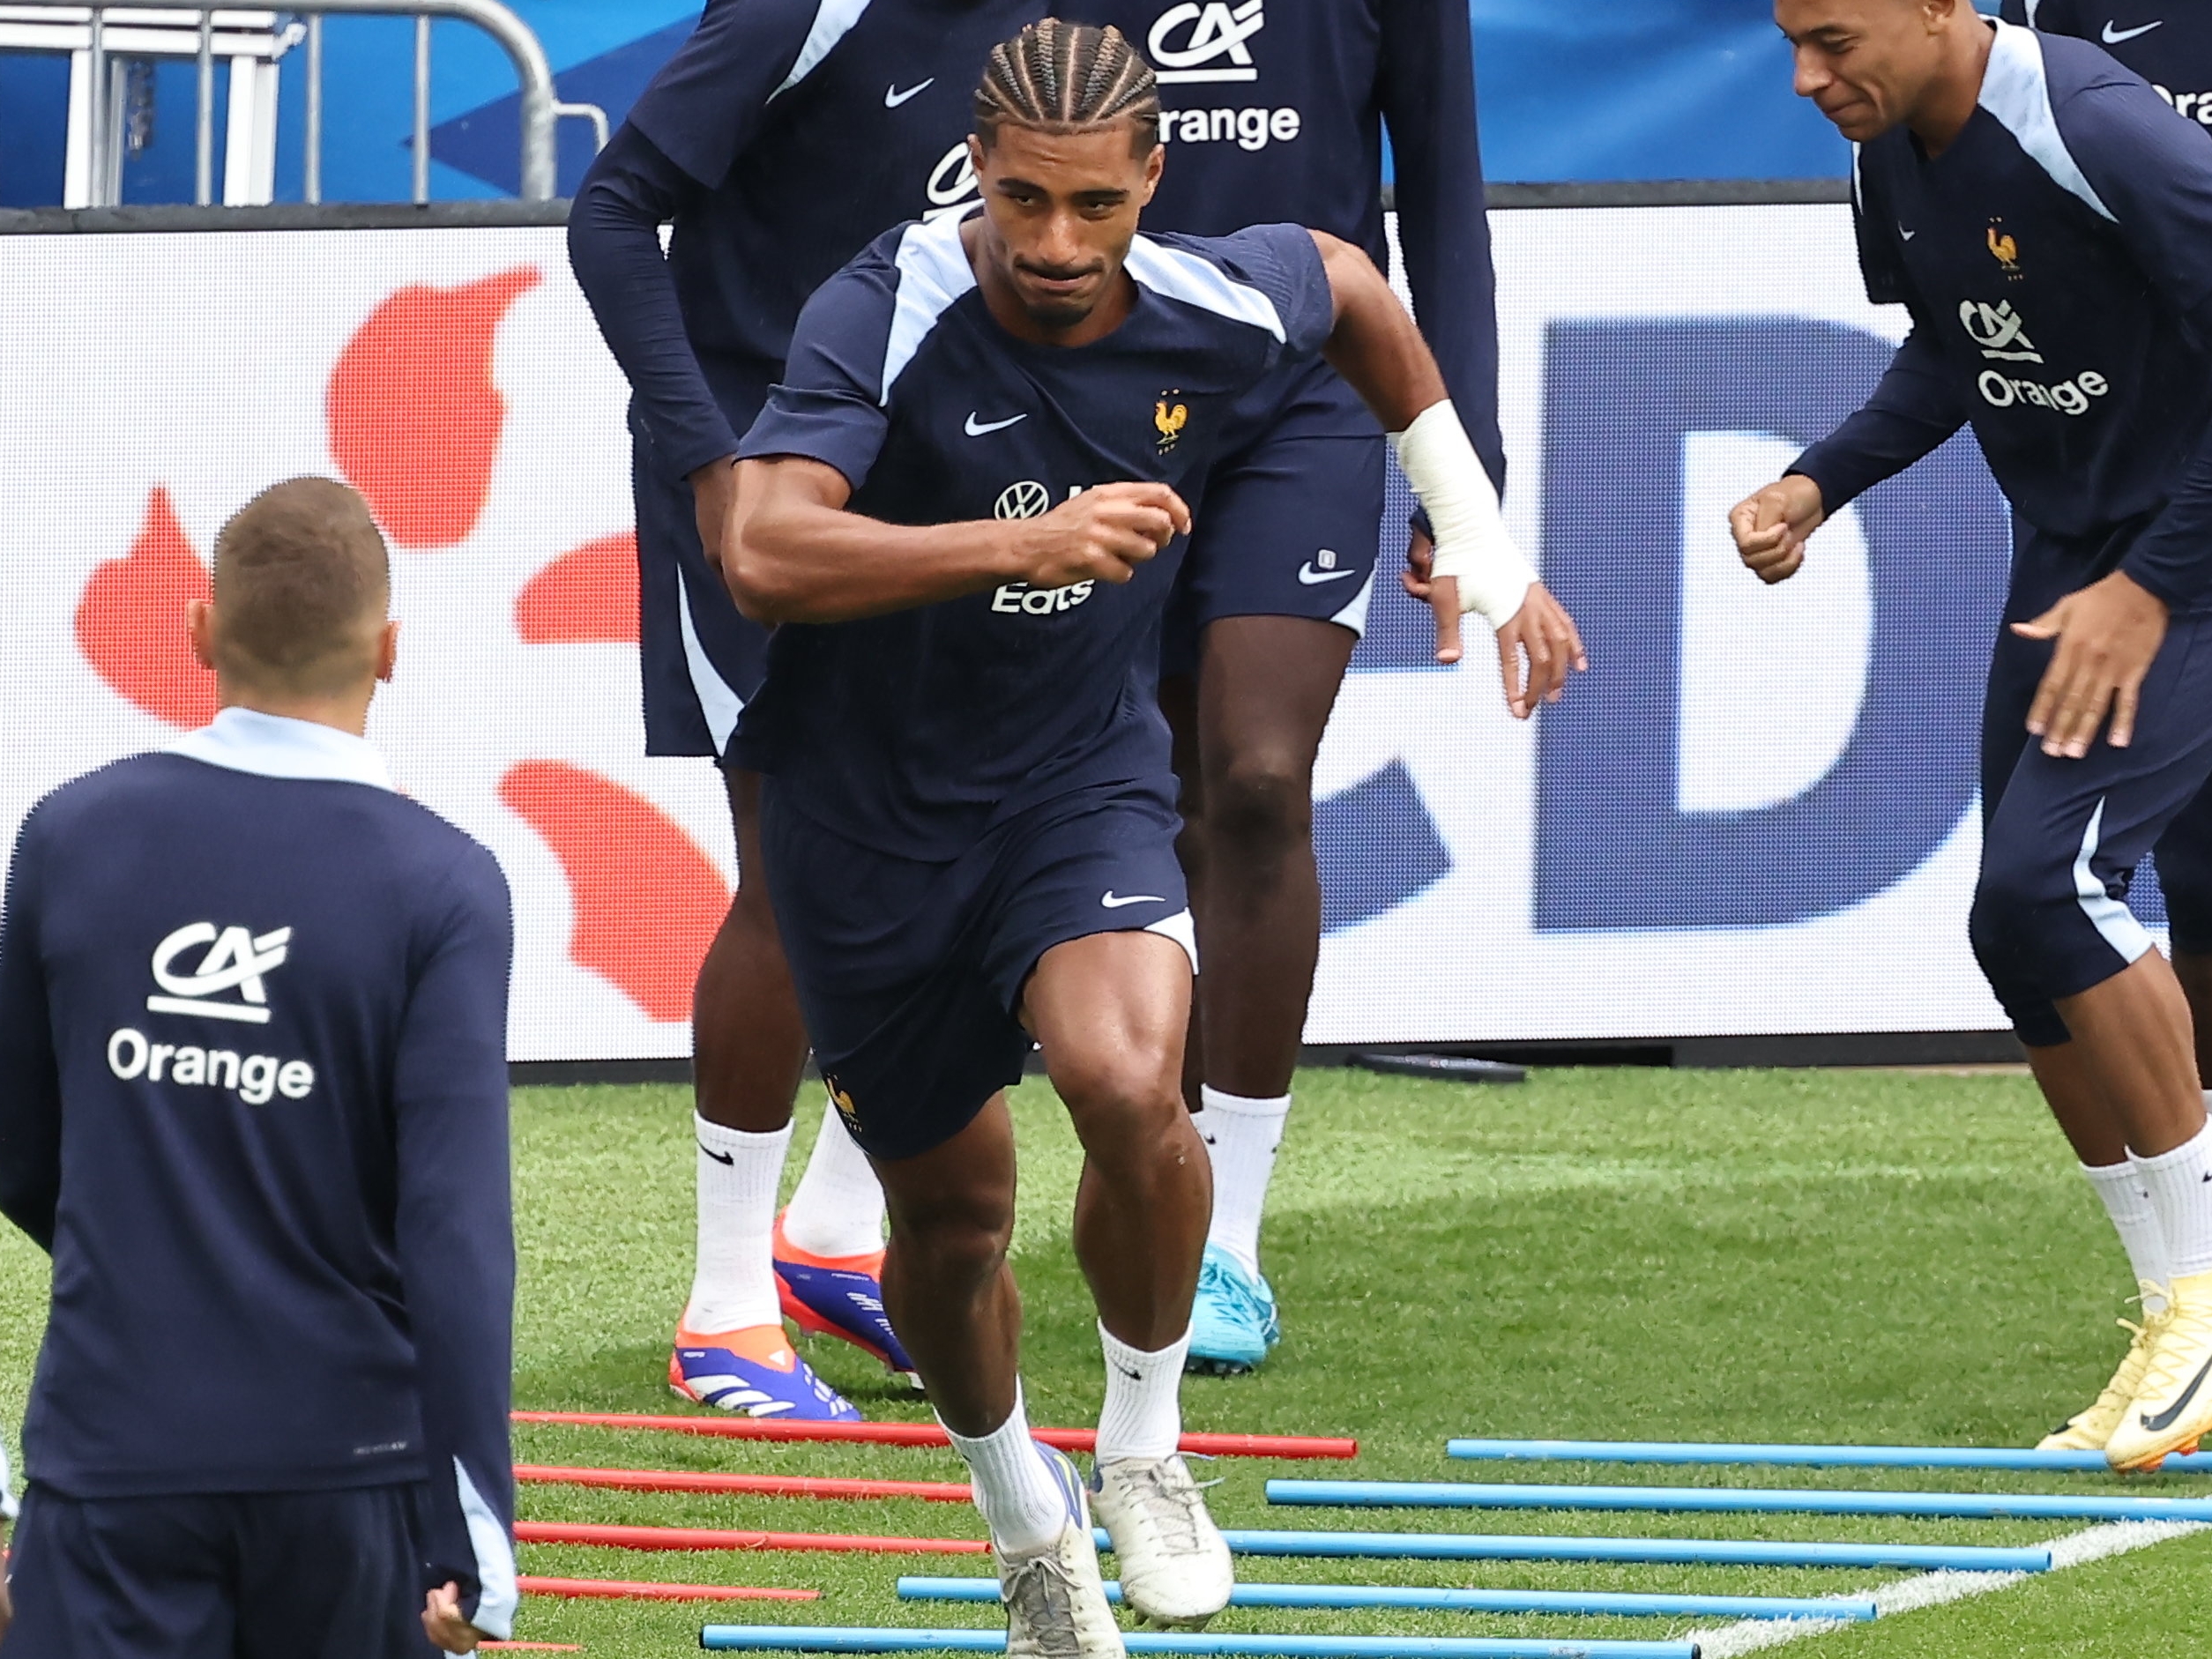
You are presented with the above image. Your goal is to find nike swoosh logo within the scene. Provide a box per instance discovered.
[964,412,1027,436]
[1100,892,1166,909]
[1117,1365,1144,1381]
[697,1141,735,1166]
[2141,1351,2212,1433]
[2104,19,2164,43]
[884,78,935,107]
[1297,562,1358,585]
[1899,226,1917,241]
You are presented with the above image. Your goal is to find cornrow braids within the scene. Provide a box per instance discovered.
[974,19,1160,154]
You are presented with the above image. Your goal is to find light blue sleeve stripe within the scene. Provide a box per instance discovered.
[882,213,979,403]
[1122,236,1287,341]
[1978,18,2117,221]
[455,1458,518,1641]
[772,0,873,100]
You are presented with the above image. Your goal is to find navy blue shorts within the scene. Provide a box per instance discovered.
[761,782,1195,1161]
[1976,592,2212,1046]
[1162,430,1388,677]
[632,408,771,760]
[6,1482,433,1659]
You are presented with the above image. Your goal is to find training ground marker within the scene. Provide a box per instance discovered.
[512,1411,1353,1460]
[897,1577,1875,1622]
[700,1630,1694,1657]
[1445,1438,2212,1473]
[511,1520,2043,1573]
[1267,1480,2212,1524]
[1680,1519,2207,1658]
[519,1573,816,1603]
[517,1463,972,1502]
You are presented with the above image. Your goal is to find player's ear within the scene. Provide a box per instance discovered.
[187,597,219,673]
[967,131,987,182]
[1139,136,1164,205]
[375,619,399,685]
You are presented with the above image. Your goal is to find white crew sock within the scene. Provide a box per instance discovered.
[2134,1117,2212,1283]
[684,1114,791,1335]
[1096,1322,1190,1463]
[2082,1161,2171,1309]
[781,1098,888,1259]
[1195,1085,1290,1279]
[943,1383,1069,1558]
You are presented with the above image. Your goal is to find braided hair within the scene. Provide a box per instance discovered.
[974,19,1160,154]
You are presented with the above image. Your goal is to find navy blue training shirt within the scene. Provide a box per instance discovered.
[732,215,1336,858]
[1794,19,2212,613]
[570,0,1043,481]
[570,0,1501,483]
[1078,0,1501,474]
[0,710,518,1638]
[2005,0,2212,121]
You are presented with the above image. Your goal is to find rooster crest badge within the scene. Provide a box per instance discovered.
[1154,392,1189,453]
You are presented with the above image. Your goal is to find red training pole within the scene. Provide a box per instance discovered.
[515,1521,990,1555]
[517,1464,972,1502]
[519,1574,819,1603]
[511,1411,1356,1460]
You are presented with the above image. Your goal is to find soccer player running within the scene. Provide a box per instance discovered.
[570,0,1051,1420]
[1997,0,2212,1444]
[1739,0,2212,1468]
[719,20,1580,1644]
[1072,0,1505,1375]
[0,480,518,1652]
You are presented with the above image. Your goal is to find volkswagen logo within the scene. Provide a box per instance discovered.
[994,480,1052,520]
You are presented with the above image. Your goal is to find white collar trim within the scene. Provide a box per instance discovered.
[168,707,394,792]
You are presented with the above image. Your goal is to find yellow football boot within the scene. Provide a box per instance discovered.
[2037,1283,2171,1452]
[2107,1270,2212,1470]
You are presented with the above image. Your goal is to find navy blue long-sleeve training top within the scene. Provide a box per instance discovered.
[0,709,519,1638]
[2004,0,2212,120]
[567,0,1501,486]
[1794,18,2212,613]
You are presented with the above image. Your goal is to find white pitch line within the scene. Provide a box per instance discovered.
[1683,1519,2207,1658]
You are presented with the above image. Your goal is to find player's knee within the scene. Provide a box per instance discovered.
[1968,859,2038,980]
[1054,1048,1185,1147]
[890,1192,1012,1289]
[1206,748,1313,857]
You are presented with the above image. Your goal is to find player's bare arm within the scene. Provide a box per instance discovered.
[1727,473,1828,584]
[724,456,1191,626]
[689,454,739,568]
[1308,230,1586,712]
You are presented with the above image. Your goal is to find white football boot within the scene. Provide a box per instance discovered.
[1090,1454,1233,1629]
[1000,1450,1124,1659]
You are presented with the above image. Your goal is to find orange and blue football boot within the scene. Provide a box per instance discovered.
[668,1321,860,1419]
[773,1213,920,1384]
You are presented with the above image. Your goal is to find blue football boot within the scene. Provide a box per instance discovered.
[1185,1243,1280,1374]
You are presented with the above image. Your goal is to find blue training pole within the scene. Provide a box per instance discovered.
[1267,1480,2212,1524]
[1446,1438,2212,1473]
[896,1577,1878,1622]
[699,1629,1699,1658]
[1120,1527,2050,1573]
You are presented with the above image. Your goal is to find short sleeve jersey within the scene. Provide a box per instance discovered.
[1071,0,1498,450]
[622,0,1044,414]
[1850,21,2212,570]
[733,215,1336,859]
[2004,1,2212,123]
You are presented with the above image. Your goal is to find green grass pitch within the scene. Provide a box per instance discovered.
[3,1066,2209,1655]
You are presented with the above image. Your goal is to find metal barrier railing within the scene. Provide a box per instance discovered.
[0,2,606,205]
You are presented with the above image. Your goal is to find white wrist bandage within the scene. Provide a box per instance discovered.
[1389,400,1538,626]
